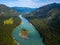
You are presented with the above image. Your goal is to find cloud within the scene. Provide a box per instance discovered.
[0,0,60,8]
[6,0,47,8]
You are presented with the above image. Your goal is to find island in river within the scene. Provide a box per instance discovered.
[19,29,29,40]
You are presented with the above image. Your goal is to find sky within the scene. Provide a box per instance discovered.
[0,0,60,8]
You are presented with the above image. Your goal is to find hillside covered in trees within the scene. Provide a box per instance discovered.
[24,3,60,45]
[0,4,21,45]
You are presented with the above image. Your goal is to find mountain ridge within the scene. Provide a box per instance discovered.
[24,3,60,18]
[0,4,20,16]
[12,7,37,14]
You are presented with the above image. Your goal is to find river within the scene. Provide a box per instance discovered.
[12,15,44,45]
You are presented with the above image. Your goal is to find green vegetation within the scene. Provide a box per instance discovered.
[24,3,60,45]
[28,18,60,45]
[4,18,14,24]
[0,4,21,45]
[0,16,21,45]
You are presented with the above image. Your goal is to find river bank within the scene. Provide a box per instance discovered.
[25,17,60,45]
[0,16,21,45]
[12,15,44,45]
[24,18,45,41]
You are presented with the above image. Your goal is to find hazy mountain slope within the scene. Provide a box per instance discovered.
[24,3,60,18]
[12,7,37,14]
[24,3,60,45]
[0,4,20,16]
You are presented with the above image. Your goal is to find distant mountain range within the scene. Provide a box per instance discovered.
[24,3,60,18]
[12,7,37,14]
[24,3,60,45]
[0,4,20,16]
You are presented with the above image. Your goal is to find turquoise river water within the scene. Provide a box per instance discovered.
[12,15,44,45]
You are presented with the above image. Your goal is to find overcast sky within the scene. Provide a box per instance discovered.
[0,0,60,8]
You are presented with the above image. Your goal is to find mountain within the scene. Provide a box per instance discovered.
[24,3,60,45]
[24,3,60,18]
[0,4,21,45]
[0,4,20,16]
[12,7,37,14]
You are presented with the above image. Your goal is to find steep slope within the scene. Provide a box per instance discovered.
[24,3,60,45]
[0,4,20,16]
[24,3,60,18]
[0,4,21,45]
